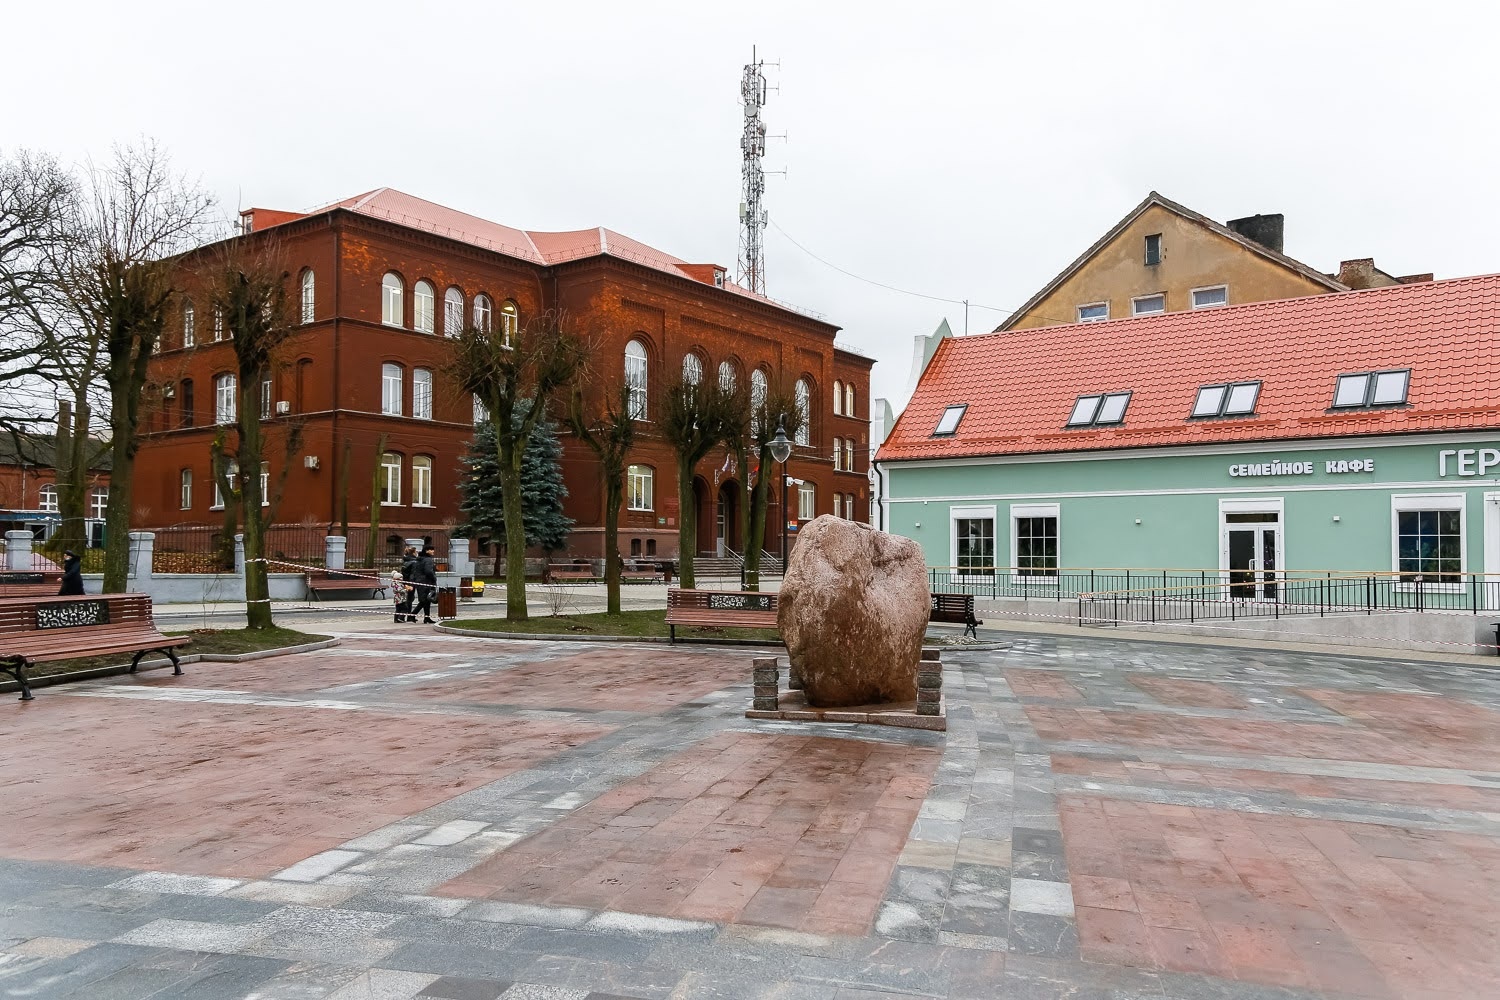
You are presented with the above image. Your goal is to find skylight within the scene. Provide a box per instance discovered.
[1332,369,1410,408]
[933,404,967,436]
[1068,392,1131,427]
[1192,381,1261,418]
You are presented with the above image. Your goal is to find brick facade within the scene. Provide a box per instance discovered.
[135,196,872,564]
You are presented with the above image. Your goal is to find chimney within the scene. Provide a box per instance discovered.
[1226,213,1285,254]
[1337,259,1380,289]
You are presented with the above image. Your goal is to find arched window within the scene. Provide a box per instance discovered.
[413,368,433,420]
[444,287,464,336]
[38,484,58,513]
[750,368,768,434]
[646,539,657,556]
[627,464,654,510]
[833,380,843,416]
[794,378,811,446]
[179,469,192,510]
[625,339,648,419]
[500,300,519,347]
[473,294,492,335]
[182,301,196,347]
[718,360,738,393]
[847,493,857,521]
[300,270,315,324]
[295,360,312,413]
[214,373,236,424]
[413,280,435,334]
[380,453,402,504]
[631,538,642,557]
[845,383,855,417]
[833,493,842,519]
[381,273,404,327]
[797,480,815,520]
[381,363,403,416]
[683,353,702,386]
[412,456,433,506]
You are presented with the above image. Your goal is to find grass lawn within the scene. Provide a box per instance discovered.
[22,626,330,680]
[456,609,781,643]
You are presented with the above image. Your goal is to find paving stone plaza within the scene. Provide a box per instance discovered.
[3,626,1498,999]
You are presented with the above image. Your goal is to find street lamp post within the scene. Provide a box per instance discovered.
[768,414,793,572]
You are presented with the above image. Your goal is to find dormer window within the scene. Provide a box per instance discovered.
[933,404,967,436]
[1192,381,1261,418]
[1332,369,1409,408]
[1077,303,1108,323]
[1067,392,1131,427]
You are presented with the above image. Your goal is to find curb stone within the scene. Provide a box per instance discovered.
[0,637,342,695]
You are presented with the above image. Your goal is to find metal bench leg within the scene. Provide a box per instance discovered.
[2,660,32,701]
[669,624,676,644]
[165,648,183,676]
[129,650,145,673]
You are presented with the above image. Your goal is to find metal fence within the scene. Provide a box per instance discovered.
[148,525,453,574]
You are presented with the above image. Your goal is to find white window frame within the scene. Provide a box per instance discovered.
[625,339,649,420]
[844,383,855,416]
[627,464,654,511]
[499,301,518,348]
[38,484,58,513]
[1484,491,1500,584]
[444,287,464,337]
[213,307,224,341]
[381,273,404,327]
[1011,502,1060,584]
[833,493,842,519]
[300,270,315,324]
[179,469,192,510]
[833,380,843,416]
[1391,493,1466,593]
[214,373,237,424]
[795,379,811,446]
[750,367,767,433]
[950,503,997,581]
[1190,284,1228,310]
[797,480,815,520]
[259,462,270,507]
[89,487,107,520]
[183,303,196,346]
[473,294,492,335]
[380,453,402,506]
[1131,293,1166,316]
[1076,302,1109,323]
[381,363,403,416]
[411,456,433,507]
[212,465,238,511]
[472,394,489,426]
[413,280,436,334]
[1217,496,1284,589]
[260,376,273,420]
[413,368,433,420]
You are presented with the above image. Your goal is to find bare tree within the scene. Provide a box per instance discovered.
[196,236,304,628]
[61,141,216,592]
[739,379,803,590]
[363,433,388,570]
[568,380,635,614]
[446,308,585,620]
[660,376,737,590]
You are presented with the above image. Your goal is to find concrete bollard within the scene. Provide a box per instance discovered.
[233,533,245,574]
[127,531,156,582]
[325,535,347,571]
[916,647,942,716]
[752,655,780,711]
[4,530,34,572]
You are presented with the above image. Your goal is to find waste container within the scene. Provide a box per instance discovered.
[437,587,457,620]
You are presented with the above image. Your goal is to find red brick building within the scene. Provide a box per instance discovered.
[135,189,872,563]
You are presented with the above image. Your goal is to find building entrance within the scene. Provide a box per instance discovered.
[1224,511,1280,599]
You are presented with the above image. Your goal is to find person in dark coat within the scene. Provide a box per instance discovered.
[414,545,438,623]
[398,546,420,623]
[58,549,85,596]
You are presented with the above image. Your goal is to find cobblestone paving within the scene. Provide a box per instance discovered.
[2,627,1498,998]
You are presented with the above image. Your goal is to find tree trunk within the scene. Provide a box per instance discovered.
[603,476,623,614]
[102,421,135,592]
[238,378,271,629]
[337,437,351,540]
[52,399,90,559]
[501,441,528,620]
[364,434,387,569]
[744,445,771,592]
[676,454,696,590]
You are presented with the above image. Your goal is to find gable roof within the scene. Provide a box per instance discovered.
[262,188,832,325]
[995,191,1348,331]
[877,272,1500,463]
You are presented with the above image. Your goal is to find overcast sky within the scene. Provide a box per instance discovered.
[6,1,1497,411]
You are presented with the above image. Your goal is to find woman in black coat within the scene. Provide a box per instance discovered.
[58,549,85,596]
[398,547,420,622]
[414,545,438,623]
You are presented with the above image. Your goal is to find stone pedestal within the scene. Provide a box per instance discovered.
[233,533,245,574]
[916,647,942,716]
[752,656,780,711]
[4,530,33,572]
[127,531,156,582]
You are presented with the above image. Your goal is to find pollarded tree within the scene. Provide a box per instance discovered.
[446,308,585,620]
[568,382,635,614]
[739,378,804,590]
[458,411,573,559]
[660,375,737,590]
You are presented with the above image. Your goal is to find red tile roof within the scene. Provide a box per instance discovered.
[260,188,829,323]
[877,273,1500,463]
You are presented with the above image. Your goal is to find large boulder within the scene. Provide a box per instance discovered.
[777,516,930,707]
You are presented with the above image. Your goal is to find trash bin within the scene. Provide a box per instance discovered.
[438,587,457,620]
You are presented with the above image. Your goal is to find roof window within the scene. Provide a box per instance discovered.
[933,404,967,436]
[1067,391,1131,427]
[1332,369,1409,408]
[1132,293,1165,316]
[1192,381,1261,418]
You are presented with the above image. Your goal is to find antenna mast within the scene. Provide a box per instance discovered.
[737,48,769,295]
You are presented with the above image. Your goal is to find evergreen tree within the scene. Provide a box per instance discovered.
[459,411,572,555]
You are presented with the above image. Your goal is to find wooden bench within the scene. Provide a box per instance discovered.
[549,562,600,582]
[665,588,779,643]
[930,593,982,639]
[306,570,387,601]
[0,594,188,702]
[0,571,63,598]
[621,561,664,583]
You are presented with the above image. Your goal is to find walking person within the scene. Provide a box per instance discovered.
[57,549,85,596]
[414,544,438,624]
[390,563,409,623]
[398,546,420,623]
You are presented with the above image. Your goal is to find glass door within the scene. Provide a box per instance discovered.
[1225,512,1279,600]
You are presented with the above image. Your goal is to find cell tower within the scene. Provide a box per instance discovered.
[737,49,769,295]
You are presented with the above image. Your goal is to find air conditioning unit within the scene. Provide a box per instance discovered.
[304,455,320,470]
[276,400,291,415]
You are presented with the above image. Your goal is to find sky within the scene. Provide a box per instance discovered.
[6,1,1499,412]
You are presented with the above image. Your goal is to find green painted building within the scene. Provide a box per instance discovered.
[875,274,1500,598]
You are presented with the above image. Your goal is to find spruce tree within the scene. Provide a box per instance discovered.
[459,411,572,556]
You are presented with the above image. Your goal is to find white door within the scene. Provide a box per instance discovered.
[1221,505,1283,600]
